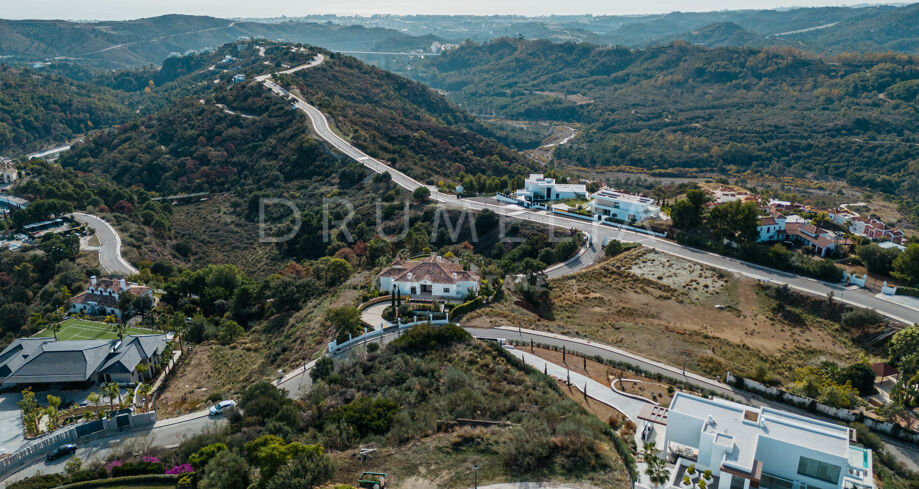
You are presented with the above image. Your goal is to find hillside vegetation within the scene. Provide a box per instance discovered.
[413,39,919,218]
[0,66,139,155]
[0,15,441,68]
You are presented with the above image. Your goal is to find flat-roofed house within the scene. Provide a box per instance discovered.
[589,188,660,223]
[514,174,588,203]
[656,392,874,489]
[378,255,479,302]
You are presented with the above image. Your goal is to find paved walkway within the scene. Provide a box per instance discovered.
[508,349,652,421]
[360,302,393,329]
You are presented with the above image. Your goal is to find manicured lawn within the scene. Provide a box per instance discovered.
[34,318,156,341]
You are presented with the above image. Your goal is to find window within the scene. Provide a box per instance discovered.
[761,474,793,489]
[797,456,841,485]
[443,287,450,293]
[729,475,746,489]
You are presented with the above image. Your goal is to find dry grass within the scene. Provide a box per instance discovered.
[328,431,624,489]
[156,340,271,417]
[465,248,866,383]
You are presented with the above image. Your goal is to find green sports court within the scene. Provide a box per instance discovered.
[34,318,156,341]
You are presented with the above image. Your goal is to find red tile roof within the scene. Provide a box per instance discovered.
[70,291,118,308]
[379,257,478,285]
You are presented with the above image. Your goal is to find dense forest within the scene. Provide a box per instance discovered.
[412,39,919,216]
[0,66,140,155]
[59,83,331,195]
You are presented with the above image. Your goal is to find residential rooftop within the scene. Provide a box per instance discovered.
[592,188,655,205]
[669,392,853,472]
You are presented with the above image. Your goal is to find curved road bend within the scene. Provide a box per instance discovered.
[258,58,919,325]
[71,212,138,277]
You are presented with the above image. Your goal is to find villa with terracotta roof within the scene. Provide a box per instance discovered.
[757,213,852,257]
[378,255,479,301]
[69,276,153,320]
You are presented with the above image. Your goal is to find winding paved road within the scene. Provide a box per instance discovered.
[258,57,919,325]
[71,212,138,276]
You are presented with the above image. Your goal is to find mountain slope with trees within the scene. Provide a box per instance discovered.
[412,38,919,220]
[0,66,140,155]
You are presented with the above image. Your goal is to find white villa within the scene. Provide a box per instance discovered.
[69,276,153,320]
[645,392,874,489]
[589,188,660,223]
[514,174,588,203]
[378,255,479,302]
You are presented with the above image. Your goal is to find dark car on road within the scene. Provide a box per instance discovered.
[46,444,77,461]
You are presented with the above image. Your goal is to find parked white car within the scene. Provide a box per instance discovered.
[209,400,236,416]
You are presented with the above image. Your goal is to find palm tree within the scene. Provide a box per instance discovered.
[45,395,61,430]
[49,321,62,341]
[643,442,670,488]
[102,382,119,412]
[137,383,153,412]
[86,392,100,407]
[136,363,150,381]
[114,323,128,342]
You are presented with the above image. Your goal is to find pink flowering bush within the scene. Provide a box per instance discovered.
[166,463,194,475]
[105,460,122,473]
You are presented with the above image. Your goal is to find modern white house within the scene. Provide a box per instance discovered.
[378,255,479,302]
[651,392,874,489]
[589,188,660,223]
[514,174,588,203]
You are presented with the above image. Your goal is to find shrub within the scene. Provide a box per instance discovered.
[310,357,335,382]
[6,474,66,489]
[188,442,227,469]
[412,186,431,200]
[388,323,470,353]
[178,474,196,489]
[896,286,919,298]
[840,308,885,329]
[166,464,195,475]
[111,461,165,477]
[328,397,401,438]
[501,419,552,473]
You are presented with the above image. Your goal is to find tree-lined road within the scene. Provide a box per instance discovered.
[259,57,919,325]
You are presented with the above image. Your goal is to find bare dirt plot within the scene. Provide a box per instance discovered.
[621,247,727,301]
[464,248,864,382]
[329,431,626,489]
[155,341,271,418]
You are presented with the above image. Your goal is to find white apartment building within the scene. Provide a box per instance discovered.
[589,188,660,223]
[514,174,588,203]
[655,392,874,489]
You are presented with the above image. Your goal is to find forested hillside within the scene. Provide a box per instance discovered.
[413,39,919,216]
[280,52,536,182]
[0,15,441,68]
[0,66,138,155]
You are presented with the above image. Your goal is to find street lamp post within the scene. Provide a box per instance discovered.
[473,464,479,489]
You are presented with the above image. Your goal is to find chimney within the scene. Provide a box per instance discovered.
[120,278,127,289]
[90,275,97,286]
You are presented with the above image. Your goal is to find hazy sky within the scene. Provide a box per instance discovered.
[0,0,903,20]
